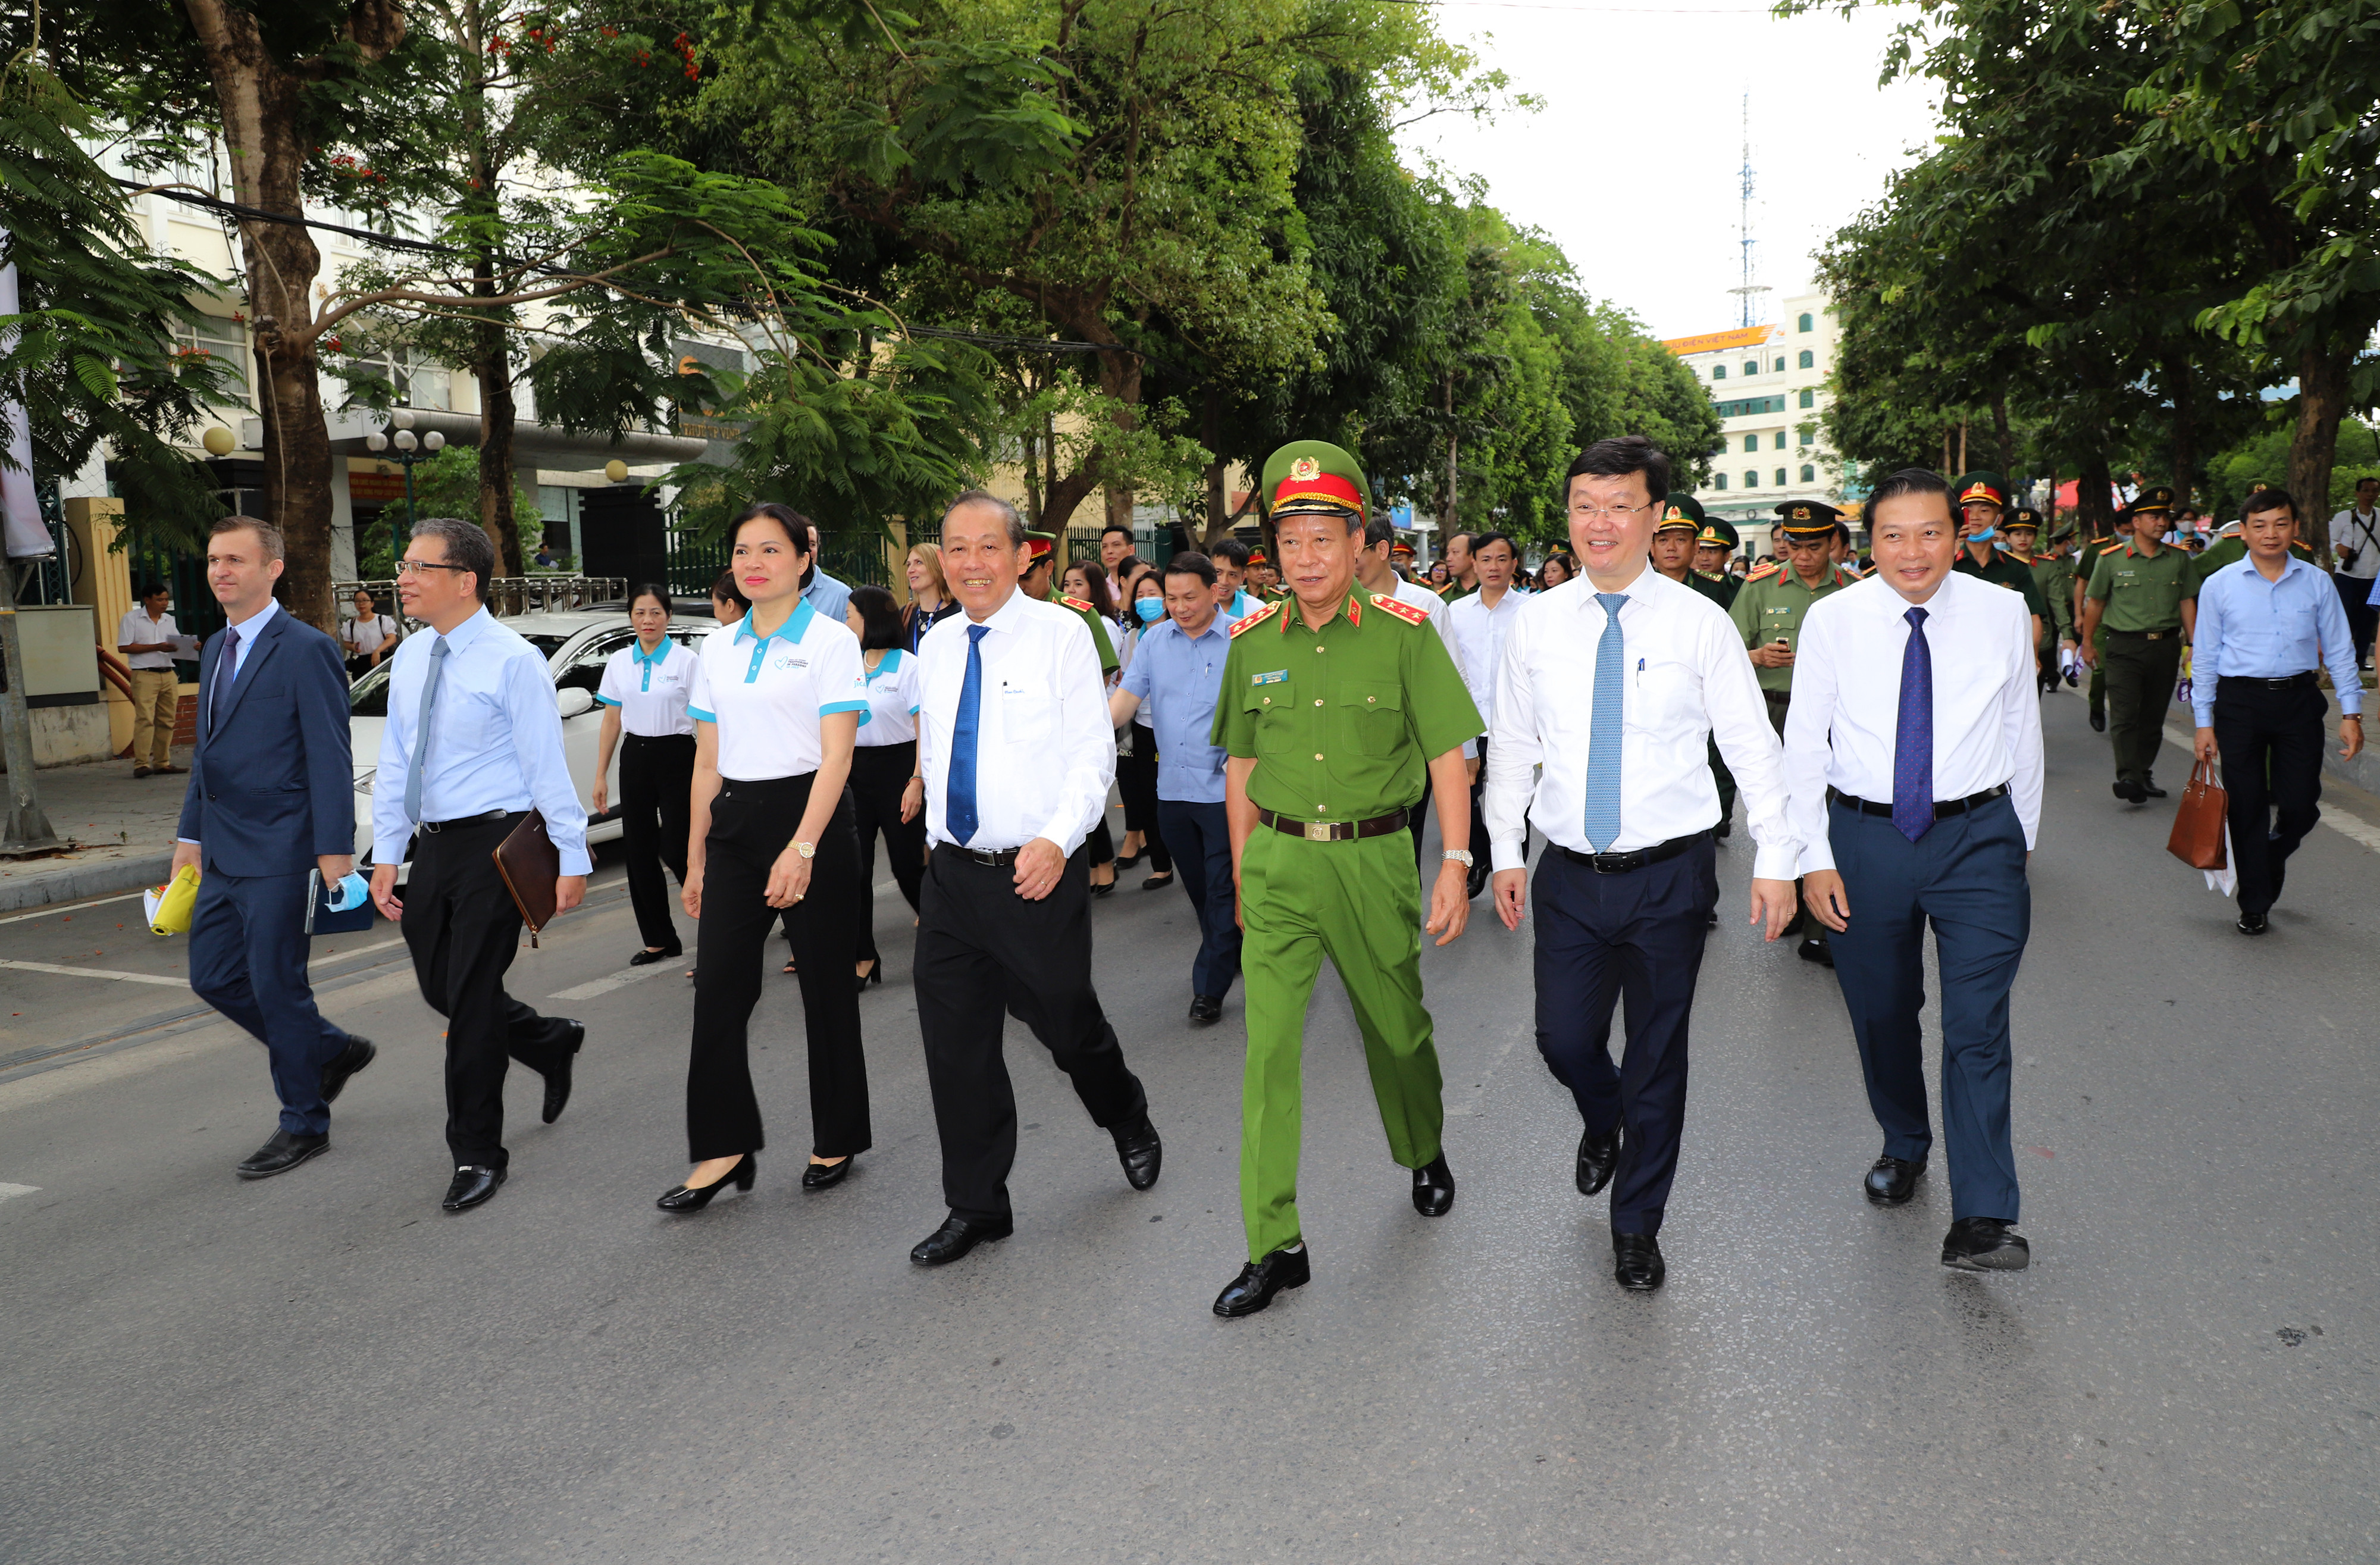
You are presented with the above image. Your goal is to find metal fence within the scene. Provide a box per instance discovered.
[334,575,628,628]
[663,535,894,601]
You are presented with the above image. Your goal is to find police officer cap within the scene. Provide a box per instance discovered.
[1657,492,1705,534]
[2005,506,2043,533]
[2122,484,2176,517]
[1695,517,1740,552]
[1260,440,1371,522]
[1022,529,1058,564]
[1774,499,1842,539]
[1953,471,2010,511]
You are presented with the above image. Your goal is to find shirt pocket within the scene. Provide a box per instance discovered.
[1242,683,1295,756]
[1340,680,1403,756]
[1626,655,1698,735]
[998,684,1058,747]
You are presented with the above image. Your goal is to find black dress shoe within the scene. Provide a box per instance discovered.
[1940,1216,2031,1271]
[2141,775,2168,798]
[542,1020,585,1124]
[1114,1116,1163,1191]
[854,960,882,992]
[658,1153,757,1211]
[1186,994,1223,1026]
[1612,1232,1665,1291]
[1090,876,1117,898]
[236,1129,329,1180]
[1863,1154,1925,1206]
[628,944,682,966]
[1411,1153,1454,1216]
[2088,710,2106,731]
[319,1034,377,1104]
[1116,849,1144,869]
[1141,872,1175,890]
[442,1164,506,1212]
[801,1153,856,1190]
[1575,1125,1620,1197]
[1797,935,1834,968]
[2237,910,2270,935]
[2112,778,2146,803]
[910,1213,1013,1265]
[1213,1244,1311,1317]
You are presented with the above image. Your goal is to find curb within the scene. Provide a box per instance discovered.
[0,850,177,915]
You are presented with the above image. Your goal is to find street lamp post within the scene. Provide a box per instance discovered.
[362,409,445,550]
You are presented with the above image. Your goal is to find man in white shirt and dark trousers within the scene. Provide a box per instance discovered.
[906,492,1162,1267]
[1352,515,1468,872]
[1789,469,2044,1273]
[2330,474,2378,667]
[1488,437,1801,1294]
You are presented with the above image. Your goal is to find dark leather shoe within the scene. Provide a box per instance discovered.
[628,944,682,966]
[1141,872,1175,891]
[1213,1244,1311,1317]
[1411,1153,1454,1216]
[1864,1154,1925,1206]
[236,1129,329,1180]
[2112,777,2146,803]
[1187,994,1223,1026]
[442,1164,506,1212]
[541,1020,585,1124]
[1575,1125,1620,1197]
[1797,935,1834,968]
[2142,775,2168,798]
[2088,710,2106,731]
[658,1153,757,1211]
[801,1153,855,1190]
[1115,1116,1163,1191]
[910,1213,1013,1265]
[318,1034,376,1104]
[2237,910,2270,935]
[1941,1216,2030,1271]
[1612,1232,1665,1291]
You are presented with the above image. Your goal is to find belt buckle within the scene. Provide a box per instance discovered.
[1304,821,1333,842]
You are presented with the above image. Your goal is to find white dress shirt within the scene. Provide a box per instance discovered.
[595,637,697,737]
[915,590,1115,855]
[687,602,868,780]
[119,609,180,671]
[1447,586,1525,730]
[1782,571,2044,875]
[1486,566,1799,880]
[856,648,920,746]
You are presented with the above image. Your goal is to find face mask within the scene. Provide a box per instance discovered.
[325,871,372,913]
[1135,597,1166,624]
[1968,525,1997,544]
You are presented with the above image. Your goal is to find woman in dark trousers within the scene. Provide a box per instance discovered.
[591,586,696,964]
[1113,572,1173,888]
[660,504,872,1210]
[842,585,929,989]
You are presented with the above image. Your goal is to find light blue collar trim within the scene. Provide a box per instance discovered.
[733,599,815,647]
[631,636,672,690]
[866,648,903,681]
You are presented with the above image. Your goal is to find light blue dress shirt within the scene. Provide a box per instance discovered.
[221,596,280,683]
[803,566,852,627]
[2193,555,2363,727]
[1118,614,1230,803]
[371,607,593,874]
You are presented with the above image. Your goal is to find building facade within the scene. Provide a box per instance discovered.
[1662,290,1854,552]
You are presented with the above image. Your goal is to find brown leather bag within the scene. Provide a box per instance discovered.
[2166,759,2228,872]
[491,810,561,946]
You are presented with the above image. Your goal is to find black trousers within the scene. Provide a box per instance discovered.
[619,733,694,950]
[2213,681,2328,918]
[688,774,870,1162]
[2335,569,2378,665]
[400,814,580,1170]
[2102,630,2184,783]
[1157,797,1240,998]
[849,741,928,965]
[915,844,1149,1223]
[1116,725,1171,873]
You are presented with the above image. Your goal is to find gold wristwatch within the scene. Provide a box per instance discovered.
[793,840,816,859]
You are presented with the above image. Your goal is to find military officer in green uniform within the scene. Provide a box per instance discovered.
[2081,485,2198,802]
[1691,512,1742,609]
[1208,440,1482,1319]
[1021,530,1120,675]
[1728,499,1858,964]
[1949,472,2048,655]
[2005,508,2072,692]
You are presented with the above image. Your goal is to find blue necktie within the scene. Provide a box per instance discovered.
[212,626,240,728]
[403,636,450,824]
[1582,593,1626,852]
[1892,606,1934,842]
[947,624,988,846]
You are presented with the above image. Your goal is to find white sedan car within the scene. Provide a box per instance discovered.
[348,607,719,872]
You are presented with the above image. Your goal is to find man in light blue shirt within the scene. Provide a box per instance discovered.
[1111,550,1241,1024]
[368,517,593,1212]
[2191,487,2365,934]
[801,521,853,624]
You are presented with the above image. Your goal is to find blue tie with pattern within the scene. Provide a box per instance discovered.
[947,624,988,846]
[1582,592,1627,852]
[1892,606,1934,842]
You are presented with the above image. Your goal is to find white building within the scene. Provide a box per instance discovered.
[1662,290,1856,550]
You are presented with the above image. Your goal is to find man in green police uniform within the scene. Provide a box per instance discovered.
[1691,512,1742,609]
[1949,472,2048,654]
[2081,485,2198,803]
[1729,499,1858,965]
[2006,509,2072,693]
[1209,439,1482,1319]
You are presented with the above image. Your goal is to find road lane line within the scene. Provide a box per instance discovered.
[549,954,698,1002]
[0,960,189,987]
[0,890,146,927]
[0,1183,39,1201]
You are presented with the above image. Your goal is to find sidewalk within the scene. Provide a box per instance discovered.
[0,760,189,913]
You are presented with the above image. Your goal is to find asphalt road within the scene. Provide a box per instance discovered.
[4,690,2376,1564]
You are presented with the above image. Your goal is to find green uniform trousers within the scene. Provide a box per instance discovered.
[1238,824,1445,1260]
[2087,625,2108,719]
[2102,631,2184,784]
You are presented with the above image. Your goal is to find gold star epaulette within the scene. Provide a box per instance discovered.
[1229,601,1280,638]
[1746,561,1782,582]
[1059,594,1095,614]
[1370,593,1431,627]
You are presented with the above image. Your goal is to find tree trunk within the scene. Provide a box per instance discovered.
[477,350,522,579]
[2290,340,2352,561]
[178,0,404,633]
[1991,395,2013,476]
[2075,448,2115,541]
[2165,355,2196,506]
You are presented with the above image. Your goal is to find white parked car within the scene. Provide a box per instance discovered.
[348,606,719,873]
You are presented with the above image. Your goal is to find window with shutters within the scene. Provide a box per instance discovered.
[1800,464,1816,483]
[1712,364,1727,380]
[1797,312,1814,332]
[1744,470,1760,488]
[1714,472,1729,490]
[1798,350,1814,369]
[1743,434,1758,454]
[1775,468,1787,487]
[1799,389,1815,409]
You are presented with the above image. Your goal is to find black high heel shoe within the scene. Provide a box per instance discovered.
[656,1153,756,1212]
[854,960,882,993]
[802,1152,857,1190]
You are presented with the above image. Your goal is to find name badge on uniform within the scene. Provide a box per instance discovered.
[1251,669,1288,686]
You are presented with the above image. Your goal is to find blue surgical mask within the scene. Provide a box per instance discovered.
[325,871,372,913]
[1135,597,1166,624]
[1968,525,1997,544]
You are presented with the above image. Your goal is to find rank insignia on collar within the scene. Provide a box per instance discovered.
[1059,594,1094,613]
[1370,593,1432,627]
[1229,601,1280,637]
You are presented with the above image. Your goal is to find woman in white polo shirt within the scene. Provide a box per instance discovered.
[660,504,872,1212]
[843,584,927,990]
[591,585,696,966]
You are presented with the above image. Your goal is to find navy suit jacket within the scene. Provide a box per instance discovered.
[175,606,356,878]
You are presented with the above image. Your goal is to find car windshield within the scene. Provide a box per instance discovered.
[349,661,394,716]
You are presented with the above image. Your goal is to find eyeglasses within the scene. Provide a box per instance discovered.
[394,559,468,577]
[1570,502,1659,523]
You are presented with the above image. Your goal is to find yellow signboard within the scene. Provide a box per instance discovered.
[1661,325,1776,356]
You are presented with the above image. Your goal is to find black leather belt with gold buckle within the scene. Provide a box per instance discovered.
[1258,806,1410,843]
[2107,627,2181,641]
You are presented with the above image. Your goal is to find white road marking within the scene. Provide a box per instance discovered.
[0,1182,39,1201]
[0,890,146,927]
[0,960,188,987]
[549,955,698,1002]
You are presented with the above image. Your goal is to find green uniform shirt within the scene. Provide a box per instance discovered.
[2085,540,2198,631]
[1689,569,1741,610]
[2027,553,2077,638]
[1048,591,1119,674]
[2192,535,2316,583]
[1727,560,1856,693]
[1952,545,2049,622]
[1212,591,1481,823]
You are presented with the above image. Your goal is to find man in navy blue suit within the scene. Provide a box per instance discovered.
[173,516,377,1179]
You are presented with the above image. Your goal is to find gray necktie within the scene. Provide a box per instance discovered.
[403,636,450,823]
